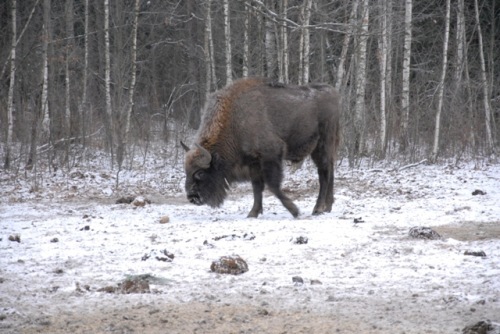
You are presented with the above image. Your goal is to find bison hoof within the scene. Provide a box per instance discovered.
[289,206,300,218]
[247,212,259,218]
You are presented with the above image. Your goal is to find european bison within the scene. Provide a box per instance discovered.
[182,77,340,218]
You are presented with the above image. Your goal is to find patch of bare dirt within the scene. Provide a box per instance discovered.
[434,222,500,241]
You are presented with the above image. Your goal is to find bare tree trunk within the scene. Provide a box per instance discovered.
[298,0,312,85]
[302,0,312,84]
[455,0,465,84]
[207,0,217,89]
[335,0,358,90]
[264,0,278,78]
[474,0,494,153]
[27,0,51,168]
[79,0,89,152]
[205,0,213,94]
[353,0,369,156]
[385,0,393,141]
[400,0,412,153]
[281,0,289,83]
[488,0,497,144]
[0,0,40,82]
[431,0,451,161]
[223,0,232,85]
[63,0,74,165]
[40,0,51,135]
[378,0,388,157]
[4,0,16,169]
[242,1,250,78]
[104,0,114,166]
[118,0,140,169]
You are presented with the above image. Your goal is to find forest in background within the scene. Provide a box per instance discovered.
[0,0,499,172]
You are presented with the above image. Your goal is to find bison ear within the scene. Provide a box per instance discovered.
[180,141,190,152]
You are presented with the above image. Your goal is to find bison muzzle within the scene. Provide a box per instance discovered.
[182,77,340,218]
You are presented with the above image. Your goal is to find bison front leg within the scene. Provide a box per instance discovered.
[248,168,264,218]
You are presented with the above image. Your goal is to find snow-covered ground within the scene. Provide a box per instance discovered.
[1,155,499,333]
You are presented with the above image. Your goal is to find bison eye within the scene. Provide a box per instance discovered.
[194,170,206,181]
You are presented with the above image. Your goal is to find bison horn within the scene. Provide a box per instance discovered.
[195,143,212,168]
[180,141,190,152]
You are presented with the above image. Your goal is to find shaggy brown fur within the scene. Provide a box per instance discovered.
[183,77,340,218]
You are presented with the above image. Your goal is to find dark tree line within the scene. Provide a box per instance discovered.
[1,0,499,171]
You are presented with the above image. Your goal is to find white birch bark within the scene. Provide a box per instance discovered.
[242,1,250,78]
[302,0,312,84]
[353,0,369,154]
[4,0,16,169]
[385,1,393,111]
[431,0,451,160]
[281,0,289,83]
[223,0,232,85]
[401,0,412,151]
[204,1,212,94]
[378,0,388,155]
[104,0,113,154]
[335,0,358,90]
[474,0,494,153]
[298,3,305,85]
[40,0,51,134]
[124,0,139,143]
[455,0,465,83]
[207,0,216,89]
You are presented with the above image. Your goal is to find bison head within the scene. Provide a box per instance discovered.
[182,142,229,208]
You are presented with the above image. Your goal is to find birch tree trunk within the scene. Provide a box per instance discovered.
[455,0,465,84]
[353,0,369,156]
[385,1,393,121]
[431,0,451,161]
[474,0,494,153]
[400,0,412,153]
[302,0,312,84]
[299,0,312,85]
[223,0,232,85]
[4,0,16,169]
[335,0,358,90]
[378,0,388,157]
[27,0,51,168]
[104,0,114,165]
[40,0,50,135]
[242,1,250,78]
[208,0,217,89]
[118,0,140,169]
[280,0,289,83]
[204,0,213,94]
[264,0,277,78]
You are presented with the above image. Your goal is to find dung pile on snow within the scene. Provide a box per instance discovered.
[409,226,442,240]
[462,320,500,334]
[210,255,248,275]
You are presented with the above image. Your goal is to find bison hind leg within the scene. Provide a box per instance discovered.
[262,160,299,218]
[311,147,335,216]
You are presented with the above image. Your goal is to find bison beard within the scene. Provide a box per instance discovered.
[182,77,340,218]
